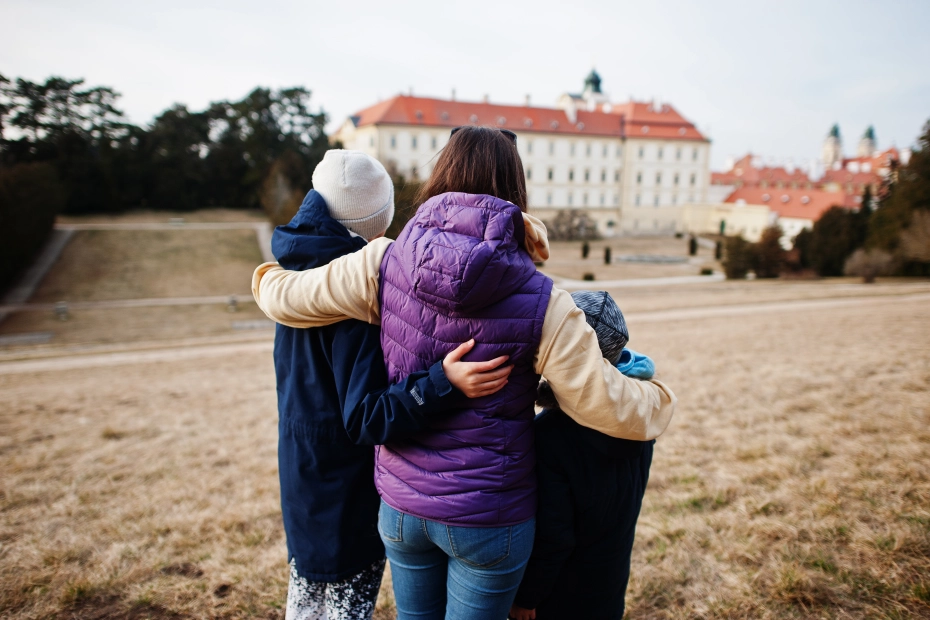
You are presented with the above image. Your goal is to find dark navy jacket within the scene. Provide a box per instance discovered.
[514,409,654,619]
[274,190,459,582]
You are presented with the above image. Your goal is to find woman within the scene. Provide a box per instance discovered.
[253,127,676,619]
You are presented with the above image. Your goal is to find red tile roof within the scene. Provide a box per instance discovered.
[347,95,708,141]
[724,187,847,221]
[711,154,812,187]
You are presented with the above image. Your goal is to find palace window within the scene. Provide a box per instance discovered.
[431,136,437,149]
[548,168,554,181]
[584,169,590,182]
[635,194,641,206]
[601,170,606,182]
[527,140,533,154]
[656,172,662,185]
[526,167,532,180]
[549,141,555,155]
[674,173,680,185]
[370,136,374,147]
[547,192,552,205]
[570,143,576,156]
[636,172,642,184]
[692,148,698,161]
[658,147,663,160]
[412,136,417,149]
[654,195,660,207]
[569,169,574,182]
[568,192,573,205]
[690,173,696,186]
[676,147,681,160]
[583,193,588,206]
[586,144,591,157]
[638,147,644,159]
[390,135,396,149]
[615,170,620,182]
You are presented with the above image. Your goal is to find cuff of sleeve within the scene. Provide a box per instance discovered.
[428,361,454,397]
[512,588,538,612]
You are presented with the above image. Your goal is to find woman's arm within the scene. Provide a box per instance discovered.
[252,237,392,328]
[534,288,677,440]
[252,212,550,328]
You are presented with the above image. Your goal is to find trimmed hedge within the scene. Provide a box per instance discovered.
[0,163,66,295]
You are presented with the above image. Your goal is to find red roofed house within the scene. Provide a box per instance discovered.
[333,70,712,236]
[697,124,912,245]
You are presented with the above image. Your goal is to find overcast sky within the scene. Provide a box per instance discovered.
[3,0,928,170]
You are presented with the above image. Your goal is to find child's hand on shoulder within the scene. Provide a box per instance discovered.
[509,604,536,620]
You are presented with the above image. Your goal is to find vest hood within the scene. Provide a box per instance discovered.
[272,189,367,269]
[393,192,536,314]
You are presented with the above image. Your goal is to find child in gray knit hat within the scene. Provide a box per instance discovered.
[511,290,656,620]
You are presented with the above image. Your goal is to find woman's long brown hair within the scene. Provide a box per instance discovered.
[415,127,528,212]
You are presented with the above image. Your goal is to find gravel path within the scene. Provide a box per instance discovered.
[4,291,927,376]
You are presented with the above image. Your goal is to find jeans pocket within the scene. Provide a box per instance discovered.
[378,502,404,543]
[446,525,512,568]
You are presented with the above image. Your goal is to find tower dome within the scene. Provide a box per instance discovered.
[823,124,843,169]
[857,125,876,157]
[584,69,602,94]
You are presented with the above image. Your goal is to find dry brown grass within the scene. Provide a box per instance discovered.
[1,230,929,618]
[1,292,927,618]
[30,229,262,303]
[57,209,269,225]
[0,302,271,353]
[624,297,930,618]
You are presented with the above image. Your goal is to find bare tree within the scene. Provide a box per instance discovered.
[843,249,895,283]
[899,210,930,262]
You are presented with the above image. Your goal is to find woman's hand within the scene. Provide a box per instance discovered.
[443,339,513,398]
[509,605,536,620]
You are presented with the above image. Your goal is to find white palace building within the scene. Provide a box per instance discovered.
[334,71,712,236]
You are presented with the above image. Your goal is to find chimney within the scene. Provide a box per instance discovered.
[409,86,413,96]
[451,88,456,101]
[525,94,531,107]
[483,94,489,104]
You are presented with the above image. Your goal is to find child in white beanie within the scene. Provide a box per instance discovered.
[312,149,395,241]
[271,150,511,620]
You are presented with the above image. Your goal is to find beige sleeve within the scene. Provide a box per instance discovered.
[250,237,391,328]
[534,287,677,440]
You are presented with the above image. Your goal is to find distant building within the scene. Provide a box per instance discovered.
[333,71,712,236]
[700,124,909,245]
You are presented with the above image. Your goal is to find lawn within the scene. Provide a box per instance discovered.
[29,229,263,303]
[1,283,927,618]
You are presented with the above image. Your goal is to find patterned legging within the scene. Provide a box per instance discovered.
[286,557,385,620]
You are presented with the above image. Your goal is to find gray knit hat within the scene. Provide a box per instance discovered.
[570,290,629,364]
[312,149,395,240]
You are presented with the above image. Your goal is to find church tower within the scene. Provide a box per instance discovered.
[857,126,876,158]
[822,124,843,169]
[580,68,608,111]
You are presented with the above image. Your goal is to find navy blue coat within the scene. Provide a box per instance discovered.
[274,190,459,582]
[514,409,654,619]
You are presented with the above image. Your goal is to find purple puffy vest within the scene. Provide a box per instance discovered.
[377,192,553,526]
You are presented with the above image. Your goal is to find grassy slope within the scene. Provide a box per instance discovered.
[30,229,262,303]
[0,295,927,618]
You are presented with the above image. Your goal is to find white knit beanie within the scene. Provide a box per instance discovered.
[312,150,395,240]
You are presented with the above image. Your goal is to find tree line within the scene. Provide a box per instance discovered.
[723,120,930,281]
[0,73,334,292]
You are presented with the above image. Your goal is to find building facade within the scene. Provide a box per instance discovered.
[333,71,711,236]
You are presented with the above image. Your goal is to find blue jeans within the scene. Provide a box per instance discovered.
[378,500,535,620]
